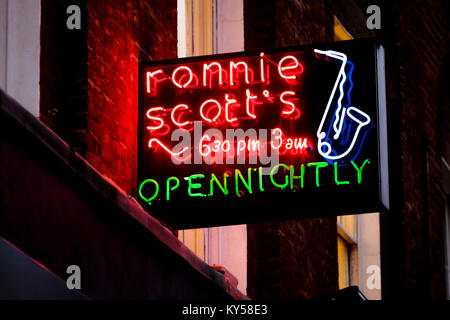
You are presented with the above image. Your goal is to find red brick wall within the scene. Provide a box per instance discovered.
[86,0,177,193]
[245,0,338,300]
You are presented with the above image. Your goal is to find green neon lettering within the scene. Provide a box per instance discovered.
[350,159,370,184]
[166,176,180,201]
[334,162,350,186]
[290,164,305,189]
[138,179,159,205]
[258,167,265,191]
[307,162,328,187]
[210,172,229,196]
[188,174,206,197]
[235,168,252,197]
[270,164,289,189]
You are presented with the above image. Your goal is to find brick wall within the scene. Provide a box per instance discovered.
[245,0,338,300]
[333,0,450,299]
[85,0,177,193]
[390,0,449,299]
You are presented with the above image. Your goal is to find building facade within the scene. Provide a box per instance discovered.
[0,0,449,300]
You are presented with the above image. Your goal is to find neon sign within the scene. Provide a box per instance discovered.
[138,159,371,204]
[138,39,389,229]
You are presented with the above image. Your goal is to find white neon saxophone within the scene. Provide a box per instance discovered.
[313,49,371,161]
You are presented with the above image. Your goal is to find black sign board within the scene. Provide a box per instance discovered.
[138,38,389,229]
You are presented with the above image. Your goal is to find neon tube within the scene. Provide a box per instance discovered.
[203,62,223,87]
[138,179,159,204]
[146,107,165,130]
[245,89,257,119]
[270,164,289,189]
[210,172,230,196]
[307,162,328,187]
[280,91,296,115]
[148,138,189,157]
[225,94,238,122]
[278,55,303,80]
[334,162,349,185]
[166,176,180,200]
[235,168,252,197]
[230,61,250,86]
[171,104,191,127]
[172,66,193,88]
[146,70,163,94]
[200,99,222,123]
[314,49,372,161]
[187,174,206,197]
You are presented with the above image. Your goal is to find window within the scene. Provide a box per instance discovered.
[337,235,350,288]
[334,16,352,41]
[0,0,40,116]
[337,215,359,289]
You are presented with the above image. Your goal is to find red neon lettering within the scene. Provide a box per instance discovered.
[237,140,246,155]
[283,137,308,151]
[212,140,221,153]
[286,138,293,150]
[260,52,265,82]
[172,66,193,88]
[199,135,212,156]
[146,107,165,130]
[222,140,231,152]
[203,62,223,87]
[230,61,250,86]
[148,138,189,157]
[171,104,191,127]
[278,55,303,80]
[245,89,257,119]
[294,138,308,149]
[235,139,261,155]
[200,99,222,122]
[249,139,260,152]
[146,70,164,94]
[200,99,222,123]
[280,91,296,115]
[199,137,263,158]
[225,94,238,122]
[271,128,283,149]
